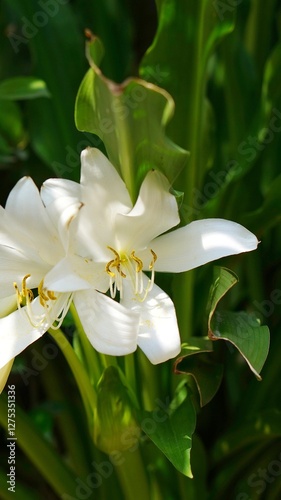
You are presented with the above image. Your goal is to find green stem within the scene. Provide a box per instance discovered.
[114,448,150,500]
[244,0,278,77]
[173,4,208,342]
[70,303,103,384]
[124,353,137,395]
[137,350,160,411]
[48,327,97,427]
[40,356,90,478]
[0,392,78,498]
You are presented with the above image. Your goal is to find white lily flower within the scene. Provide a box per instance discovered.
[42,148,258,364]
[0,176,139,370]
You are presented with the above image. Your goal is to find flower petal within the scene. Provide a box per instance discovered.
[0,293,71,369]
[73,290,139,356]
[80,148,131,211]
[0,360,14,393]
[115,170,180,251]
[69,148,133,259]
[144,219,258,273]
[44,256,108,292]
[121,275,181,364]
[5,177,62,263]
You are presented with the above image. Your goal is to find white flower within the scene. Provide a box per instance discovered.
[0,176,139,369]
[42,148,258,364]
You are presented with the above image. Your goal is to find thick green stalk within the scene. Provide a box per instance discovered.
[114,448,150,500]
[173,4,208,341]
[70,303,103,384]
[48,327,97,427]
[244,0,278,77]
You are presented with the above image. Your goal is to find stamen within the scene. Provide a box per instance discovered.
[13,274,34,307]
[38,279,57,308]
[130,251,143,272]
[105,246,158,301]
[149,249,157,269]
[106,259,116,278]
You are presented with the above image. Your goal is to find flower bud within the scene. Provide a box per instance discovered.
[93,366,140,454]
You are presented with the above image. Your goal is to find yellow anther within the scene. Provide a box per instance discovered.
[38,279,57,307]
[106,259,116,277]
[130,251,143,273]
[47,290,57,301]
[106,246,127,278]
[13,274,34,305]
[149,249,157,270]
[107,246,120,259]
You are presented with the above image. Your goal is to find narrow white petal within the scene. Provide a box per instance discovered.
[41,180,83,251]
[4,177,62,263]
[0,360,14,393]
[121,276,181,364]
[73,290,139,356]
[0,294,71,369]
[67,148,132,259]
[146,219,258,273]
[0,247,48,297]
[115,170,180,251]
[80,148,131,211]
[41,178,81,208]
[0,294,17,317]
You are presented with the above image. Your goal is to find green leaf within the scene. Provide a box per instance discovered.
[0,100,26,146]
[174,345,224,407]
[75,34,189,202]
[140,0,236,198]
[140,388,196,477]
[0,77,50,100]
[207,267,270,380]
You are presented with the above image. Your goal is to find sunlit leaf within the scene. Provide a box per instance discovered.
[207,267,270,380]
[0,77,50,100]
[140,388,196,478]
[75,33,189,202]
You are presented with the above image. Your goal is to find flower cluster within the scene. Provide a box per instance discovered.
[0,148,258,383]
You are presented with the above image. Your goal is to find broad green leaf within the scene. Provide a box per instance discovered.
[140,388,196,478]
[174,348,224,407]
[207,267,270,380]
[206,266,238,316]
[140,0,236,200]
[75,34,189,202]
[0,76,50,100]
[0,100,26,147]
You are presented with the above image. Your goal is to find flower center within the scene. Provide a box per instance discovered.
[105,247,157,300]
[13,274,69,329]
